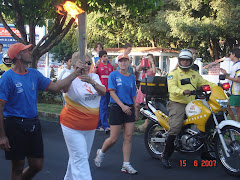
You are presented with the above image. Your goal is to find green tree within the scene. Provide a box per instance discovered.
[0,0,160,68]
[50,21,78,62]
[165,0,240,61]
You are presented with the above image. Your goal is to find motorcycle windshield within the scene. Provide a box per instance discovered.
[208,86,228,113]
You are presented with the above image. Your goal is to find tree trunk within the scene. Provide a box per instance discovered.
[31,52,41,69]
[149,39,155,47]
[209,38,220,61]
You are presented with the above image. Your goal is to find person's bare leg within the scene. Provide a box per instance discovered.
[122,122,135,162]
[101,125,122,153]
[11,160,25,180]
[22,157,43,180]
[227,105,235,120]
[142,119,149,128]
[234,106,240,122]
[135,103,141,121]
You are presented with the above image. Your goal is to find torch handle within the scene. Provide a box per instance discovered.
[77,12,87,63]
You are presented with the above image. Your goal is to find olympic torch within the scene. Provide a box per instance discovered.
[57,1,86,63]
[77,12,87,63]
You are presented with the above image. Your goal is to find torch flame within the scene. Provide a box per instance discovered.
[56,1,85,23]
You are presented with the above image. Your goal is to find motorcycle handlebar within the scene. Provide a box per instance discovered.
[189,89,203,95]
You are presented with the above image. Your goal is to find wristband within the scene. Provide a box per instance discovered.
[73,71,78,77]
[92,81,97,87]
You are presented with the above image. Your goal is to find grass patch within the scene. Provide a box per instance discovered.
[37,103,146,134]
[37,103,63,114]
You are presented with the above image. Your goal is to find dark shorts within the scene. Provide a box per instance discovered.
[109,104,135,125]
[229,95,240,106]
[4,116,44,160]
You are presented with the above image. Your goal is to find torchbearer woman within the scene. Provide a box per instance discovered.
[60,52,106,180]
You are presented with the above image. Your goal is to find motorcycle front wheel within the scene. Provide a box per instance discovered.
[144,121,166,159]
[216,126,240,176]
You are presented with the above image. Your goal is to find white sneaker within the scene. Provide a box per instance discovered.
[94,149,104,167]
[121,164,138,174]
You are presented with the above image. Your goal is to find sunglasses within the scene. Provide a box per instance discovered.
[85,61,92,65]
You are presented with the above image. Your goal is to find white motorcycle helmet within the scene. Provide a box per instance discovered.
[178,49,193,70]
[2,53,13,65]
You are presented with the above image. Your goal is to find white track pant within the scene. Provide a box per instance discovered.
[61,124,95,180]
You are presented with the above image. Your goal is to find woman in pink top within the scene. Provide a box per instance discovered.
[135,54,156,131]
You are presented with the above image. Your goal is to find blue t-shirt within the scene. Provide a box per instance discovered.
[117,64,134,75]
[0,68,51,118]
[108,70,136,105]
[0,52,3,64]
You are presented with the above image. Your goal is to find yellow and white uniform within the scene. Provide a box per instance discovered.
[167,67,216,104]
[0,64,14,78]
[229,61,240,95]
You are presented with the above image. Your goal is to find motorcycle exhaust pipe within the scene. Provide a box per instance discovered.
[140,107,159,124]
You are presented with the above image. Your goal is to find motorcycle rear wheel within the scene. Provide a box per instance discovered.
[144,121,166,159]
[215,126,240,177]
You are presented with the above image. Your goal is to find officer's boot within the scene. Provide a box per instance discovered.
[161,135,176,168]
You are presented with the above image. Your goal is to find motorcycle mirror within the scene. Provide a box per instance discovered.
[219,74,226,80]
[201,85,211,92]
[222,83,230,90]
[181,78,191,85]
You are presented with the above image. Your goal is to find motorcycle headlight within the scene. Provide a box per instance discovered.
[216,99,228,109]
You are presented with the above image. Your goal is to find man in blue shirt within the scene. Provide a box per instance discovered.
[0,43,83,179]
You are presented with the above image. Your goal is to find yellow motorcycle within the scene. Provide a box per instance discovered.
[140,76,240,176]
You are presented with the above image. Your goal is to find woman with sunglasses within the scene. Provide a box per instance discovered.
[60,52,106,180]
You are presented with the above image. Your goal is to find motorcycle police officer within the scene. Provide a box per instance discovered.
[161,49,216,168]
[0,53,14,78]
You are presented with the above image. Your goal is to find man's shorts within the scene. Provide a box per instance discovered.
[4,117,44,160]
[109,103,135,125]
[229,95,240,106]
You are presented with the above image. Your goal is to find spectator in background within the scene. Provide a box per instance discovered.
[189,47,197,60]
[60,51,106,180]
[92,43,104,65]
[191,64,199,72]
[108,58,113,66]
[93,50,114,133]
[0,53,14,78]
[115,43,132,70]
[220,48,240,122]
[57,56,73,106]
[135,54,156,132]
[0,43,4,64]
[135,57,143,89]
[57,61,65,77]
[50,66,56,79]
[58,56,72,80]
[189,47,199,72]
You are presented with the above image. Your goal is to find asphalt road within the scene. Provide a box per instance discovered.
[0,120,239,180]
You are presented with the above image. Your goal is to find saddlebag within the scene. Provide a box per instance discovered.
[140,76,168,97]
